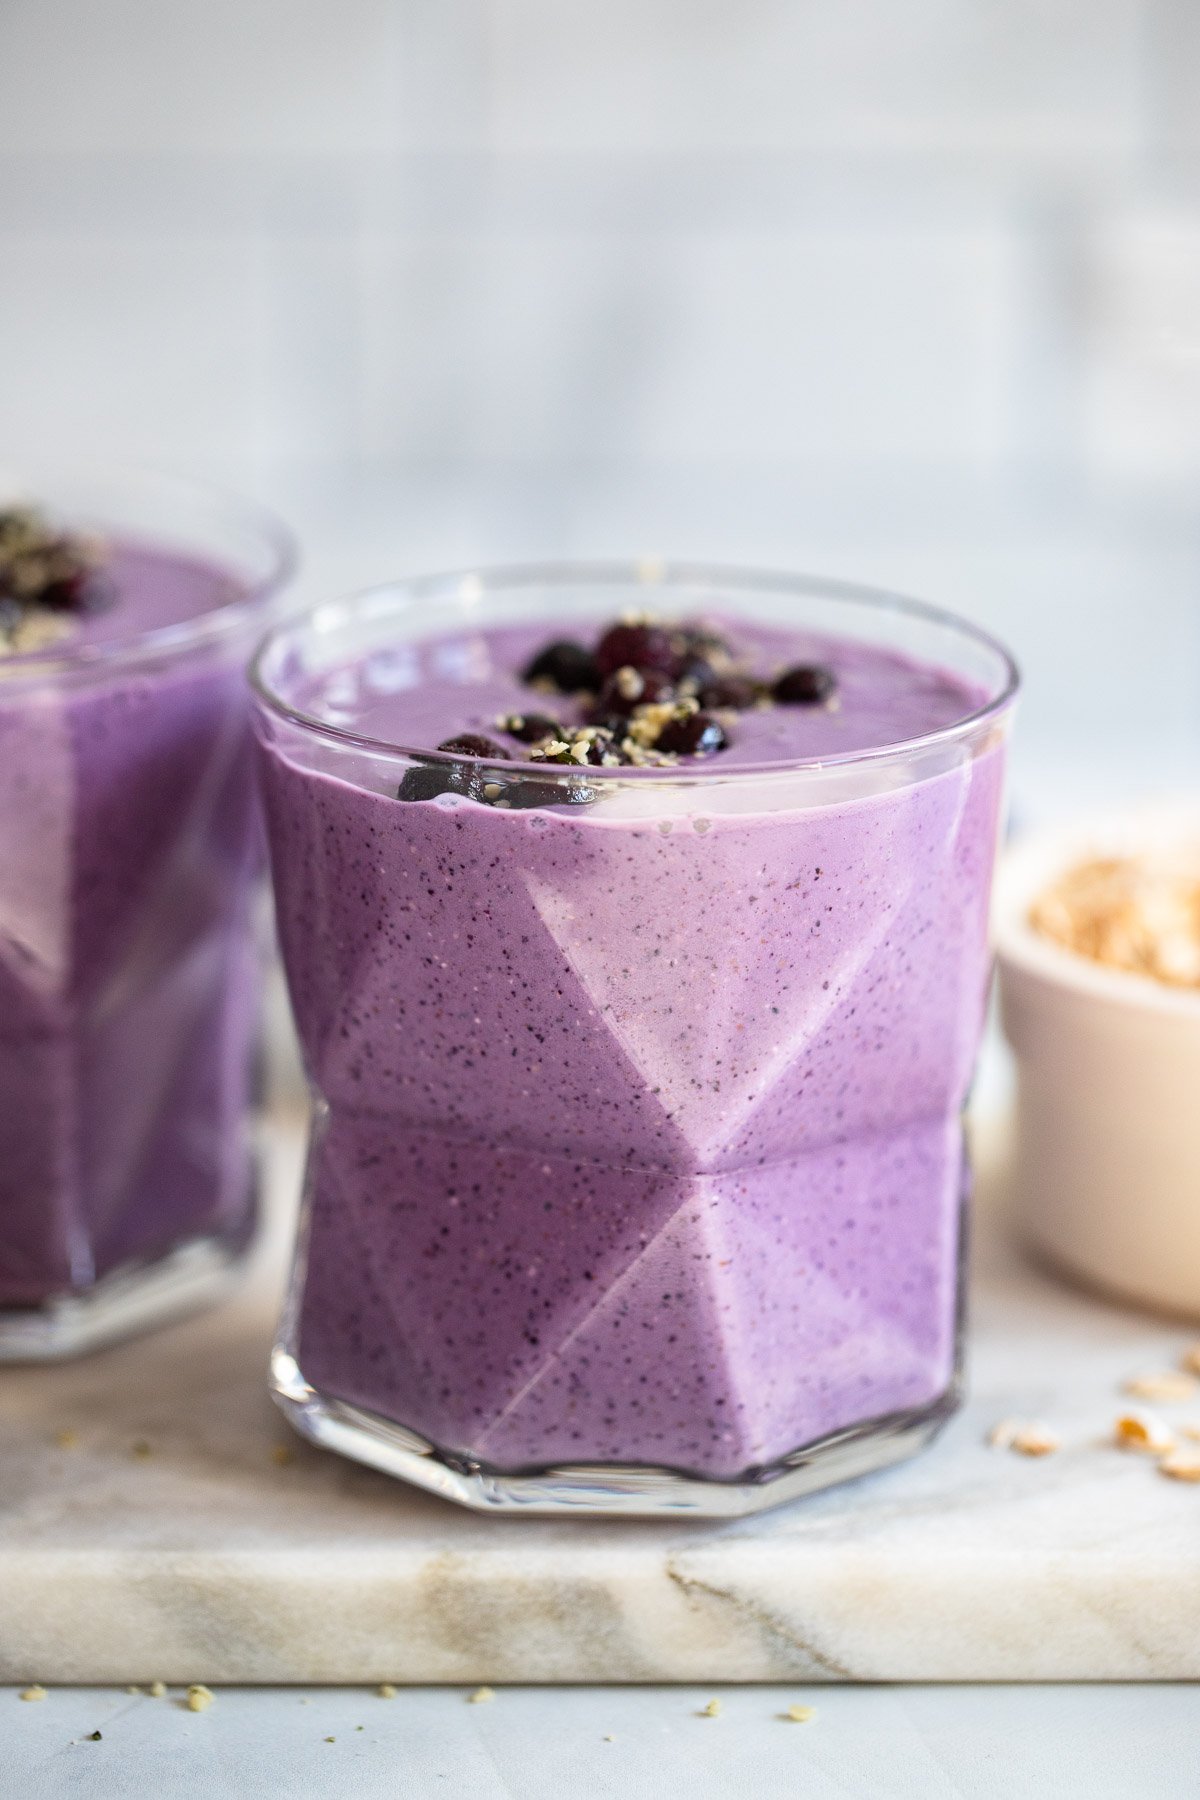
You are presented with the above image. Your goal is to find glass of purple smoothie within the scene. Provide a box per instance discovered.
[0,464,294,1357]
[253,563,1017,1516]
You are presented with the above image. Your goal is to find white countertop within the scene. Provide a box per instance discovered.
[6,1681,1198,1799]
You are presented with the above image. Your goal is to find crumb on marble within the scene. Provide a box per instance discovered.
[1114,1411,1175,1454]
[19,1685,46,1702]
[149,1682,166,1699]
[603,1733,615,1742]
[1159,1451,1200,1483]
[699,1698,722,1718]
[86,1730,102,1741]
[467,1686,495,1704]
[126,1686,140,1696]
[377,1684,396,1699]
[1123,1372,1197,1403]
[987,1418,1059,1456]
[324,1735,335,1743]
[186,1685,213,1713]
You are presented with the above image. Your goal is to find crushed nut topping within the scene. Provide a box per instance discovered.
[0,504,112,657]
[987,1418,1060,1456]
[1114,1411,1175,1454]
[1030,850,1200,989]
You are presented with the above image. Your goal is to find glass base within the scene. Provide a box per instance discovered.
[270,1346,961,1518]
[0,1230,253,1362]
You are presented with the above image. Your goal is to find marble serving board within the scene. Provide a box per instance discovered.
[3,1111,1199,1686]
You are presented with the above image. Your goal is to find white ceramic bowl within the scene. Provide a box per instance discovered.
[994,810,1200,1319]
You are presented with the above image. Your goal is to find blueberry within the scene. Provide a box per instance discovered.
[590,665,674,718]
[504,777,597,810]
[397,764,466,803]
[594,622,676,678]
[521,640,600,693]
[500,711,563,744]
[700,673,767,710]
[655,710,729,757]
[773,664,836,705]
[436,733,511,759]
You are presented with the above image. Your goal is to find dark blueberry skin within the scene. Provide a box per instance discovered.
[656,711,729,756]
[436,733,511,760]
[773,664,837,705]
[521,640,601,694]
[504,776,597,809]
[594,622,677,679]
[700,673,767,710]
[501,711,564,745]
[397,764,470,803]
[673,653,717,694]
[589,666,675,719]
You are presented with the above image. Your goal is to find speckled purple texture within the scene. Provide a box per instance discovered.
[262,621,1006,1479]
[0,543,262,1307]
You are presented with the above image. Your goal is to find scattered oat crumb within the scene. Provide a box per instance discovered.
[271,1444,293,1467]
[1114,1411,1175,1454]
[324,1735,335,1743]
[53,1429,78,1450]
[988,1418,1059,1456]
[783,1704,816,1723]
[699,1698,722,1718]
[356,1725,364,1732]
[377,1683,396,1699]
[131,1440,152,1460]
[149,1682,166,1699]
[468,1687,495,1705]
[86,1730,102,1741]
[186,1684,213,1713]
[300,1697,312,1705]
[126,1686,140,1696]
[19,1685,46,1702]
[603,1733,615,1742]
[1181,1345,1200,1378]
[1159,1451,1200,1483]
[1123,1372,1197,1402]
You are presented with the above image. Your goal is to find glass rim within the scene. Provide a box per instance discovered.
[0,460,297,684]
[250,558,1020,783]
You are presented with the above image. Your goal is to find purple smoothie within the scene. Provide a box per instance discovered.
[0,536,264,1316]
[260,604,1008,1482]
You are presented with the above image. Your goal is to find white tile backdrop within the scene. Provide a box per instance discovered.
[1,0,1199,810]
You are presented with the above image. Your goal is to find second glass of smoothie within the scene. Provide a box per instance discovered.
[0,465,293,1357]
[254,563,1017,1516]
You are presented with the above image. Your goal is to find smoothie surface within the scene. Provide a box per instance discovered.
[298,617,989,771]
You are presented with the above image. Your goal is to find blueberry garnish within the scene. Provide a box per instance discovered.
[397,764,467,803]
[594,622,677,678]
[655,710,729,757]
[505,776,597,809]
[773,664,836,705]
[699,673,767,710]
[0,506,111,624]
[590,665,674,718]
[521,640,600,694]
[500,711,563,744]
[436,733,511,760]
